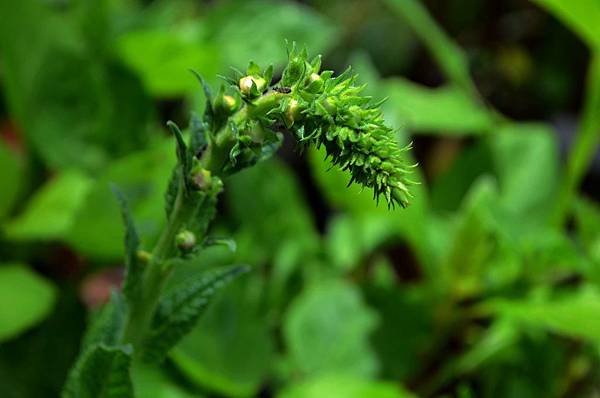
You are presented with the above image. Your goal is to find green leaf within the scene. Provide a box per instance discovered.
[284,280,379,378]
[132,365,204,398]
[185,191,219,241]
[489,123,559,226]
[112,187,142,306]
[440,177,516,296]
[278,375,416,398]
[81,291,128,351]
[189,112,209,154]
[227,159,318,259]
[167,121,191,192]
[4,170,93,241]
[65,142,175,261]
[116,27,220,97]
[383,79,493,134]
[62,344,133,398]
[485,289,600,342]
[365,285,435,381]
[0,141,24,221]
[0,0,151,171]
[450,320,519,376]
[164,167,181,220]
[204,0,339,69]
[0,264,57,342]
[170,281,274,398]
[532,0,600,50]
[142,265,250,362]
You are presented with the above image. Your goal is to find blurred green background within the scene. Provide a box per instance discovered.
[2,0,600,397]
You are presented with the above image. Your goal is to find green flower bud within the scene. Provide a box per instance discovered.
[321,97,337,115]
[136,250,152,264]
[191,167,212,190]
[215,93,239,115]
[176,230,196,252]
[239,76,266,98]
[285,99,301,126]
[305,73,324,93]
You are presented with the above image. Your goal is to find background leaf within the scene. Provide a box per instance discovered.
[283,280,379,378]
[4,171,93,241]
[0,264,57,342]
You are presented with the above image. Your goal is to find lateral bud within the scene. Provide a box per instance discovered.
[239,76,266,98]
[176,230,197,252]
[190,166,212,191]
[136,250,152,264]
[215,93,239,115]
[305,73,323,93]
[285,99,301,127]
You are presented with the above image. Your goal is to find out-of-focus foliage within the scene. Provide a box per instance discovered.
[1,0,600,397]
[0,264,56,341]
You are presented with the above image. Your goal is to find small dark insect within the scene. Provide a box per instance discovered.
[274,87,292,94]
[195,143,208,159]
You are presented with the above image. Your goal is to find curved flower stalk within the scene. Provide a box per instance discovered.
[62,44,416,398]
[196,44,416,208]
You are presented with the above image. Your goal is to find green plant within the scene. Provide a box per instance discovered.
[61,44,414,397]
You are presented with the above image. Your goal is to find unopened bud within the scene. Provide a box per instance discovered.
[305,73,323,93]
[191,168,212,190]
[285,99,301,126]
[321,97,337,114]
[239,76,266,97]
[136,250,152,264]
[176,230,196,252]
[215,94,238,115]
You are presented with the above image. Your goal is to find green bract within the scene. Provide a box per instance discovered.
[198,44,415,208]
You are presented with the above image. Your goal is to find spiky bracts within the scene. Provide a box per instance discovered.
[199,44,416,208]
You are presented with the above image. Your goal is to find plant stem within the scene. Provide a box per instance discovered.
[552,53,600,226]
[121,91,287,353]
[122,183,188,350]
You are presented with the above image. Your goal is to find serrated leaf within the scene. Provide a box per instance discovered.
[190,70,215,130]
[111,186,142,305]
[170,281,274,398]
[164,167,181,219]
[62,344,133,398]
[142,265,250,362]
[167,121,191,193]
[186,191,219,239]
[82,291,128,351]
[189,113,208,155]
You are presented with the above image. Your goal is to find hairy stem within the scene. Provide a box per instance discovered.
[118,94,288,352]
[122,182,188,351]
